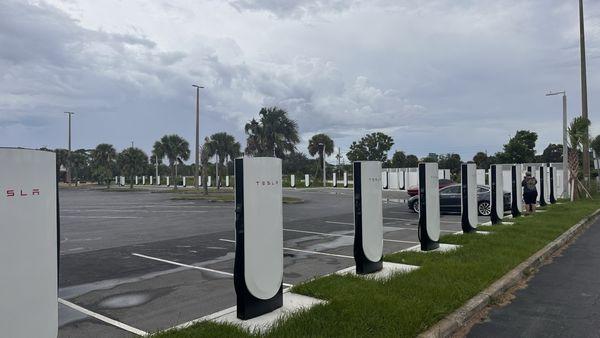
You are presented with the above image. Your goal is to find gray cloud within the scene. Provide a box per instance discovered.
[3,0,600,161]
[227,0,360,18]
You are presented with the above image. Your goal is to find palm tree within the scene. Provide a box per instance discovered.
[244,107,300,158]
[307,133,334,177]
[117,147,148,189]
[91,143,117,188]
[568,117,591,199]
[153,134,190,190]
[205,132,241,190]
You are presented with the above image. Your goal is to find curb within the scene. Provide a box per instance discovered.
[418,207,600,338]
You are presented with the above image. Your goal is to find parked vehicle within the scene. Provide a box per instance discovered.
[406,179,454,196]
[407,184,511,216]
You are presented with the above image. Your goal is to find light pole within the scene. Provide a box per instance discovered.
[579,0,591,181]
[192,85,204,190]
[546,91,569,199]
[64,112,74,186]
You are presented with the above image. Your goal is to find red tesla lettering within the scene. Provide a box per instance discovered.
[32,189,40,195]
[20,190,27,196]
[6,190,14,197]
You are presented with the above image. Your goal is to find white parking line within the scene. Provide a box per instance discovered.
[60,216,141,219]
[219,239,354,259]
[132,253,293,288]
[284,228,418,244]
[62,209,208,214]
[132,253,233,277]
[384,217,461,224]
[324,220,353,226]
[58,298,148,336]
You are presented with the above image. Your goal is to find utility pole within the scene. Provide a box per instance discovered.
[546,91,570,199]
[64,112,74,186]
[130,141,134,189]
[192,85,204,190]
[323,144,326,187]
[579,0,591,181]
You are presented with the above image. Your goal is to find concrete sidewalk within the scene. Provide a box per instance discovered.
[469,216,600,338]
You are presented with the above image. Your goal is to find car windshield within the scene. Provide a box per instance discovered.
[477,186,490,193]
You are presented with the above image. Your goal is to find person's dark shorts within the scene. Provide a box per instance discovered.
[524,190,538,204]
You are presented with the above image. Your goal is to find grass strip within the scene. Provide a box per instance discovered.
[152,197,599,337]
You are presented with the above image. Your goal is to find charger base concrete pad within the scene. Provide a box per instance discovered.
[336,262,419,280]
[212,293,325,333]
[403,243,460,253]
[453,231,491,235]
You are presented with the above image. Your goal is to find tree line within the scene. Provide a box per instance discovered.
[46,106,600,187]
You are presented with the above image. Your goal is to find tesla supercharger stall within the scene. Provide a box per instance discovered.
[398,171,405,190]
[476,169,486,186]
[304,174,310,187]
[353,161,384,274]
[1,148,58,338]
[511,165,523,217]
[343,172,348,188]
[539,167,547,207]
[418,163,441,251]
[381,171,389,190]
[490,164,504,225]
[233,157,283,320]
[290,174,296,188]
[461,163,478,233]
[333,172,337,187]
[549,167,556,204]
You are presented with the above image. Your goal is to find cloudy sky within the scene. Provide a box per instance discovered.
[2,0,600,162]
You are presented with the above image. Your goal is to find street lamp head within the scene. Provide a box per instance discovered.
[546,91,565,96]
[192,85,205,89]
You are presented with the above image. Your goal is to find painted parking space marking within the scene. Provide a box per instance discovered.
[132,253,294,288]
[61,216,141,219]
[132,253,233,277]
[58,298,148,336]
[384,217,461,224]
[284,228,418,244]
[62,209,208,214]
[219,239,355,259]
[324,220,353,226]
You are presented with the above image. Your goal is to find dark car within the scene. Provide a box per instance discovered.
[406,179,454,197]
[407,184,511,216]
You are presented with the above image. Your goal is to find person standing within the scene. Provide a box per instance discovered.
[522,172,538,214]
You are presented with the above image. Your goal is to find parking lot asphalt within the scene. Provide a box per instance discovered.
[57,187,490,337]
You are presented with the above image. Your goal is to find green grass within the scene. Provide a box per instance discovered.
[152,197,599,338]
